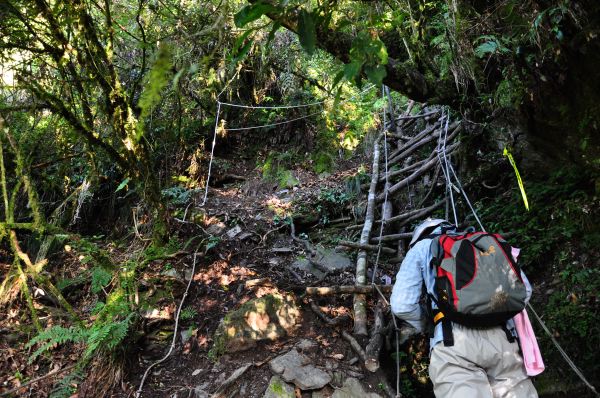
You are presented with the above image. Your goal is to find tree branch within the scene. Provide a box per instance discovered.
[252,0,458,104]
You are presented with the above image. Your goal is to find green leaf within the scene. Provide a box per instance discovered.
[232,29,254,55]
[91,267,112,294]
[333,87,343,109]
[364,64,387,86]
[266,22,282,45]
[336,19,352,31]
[375,41,388,64]
[332,70,345,88]
[474,41,498,57]
[172,67,185,90]
[232,41,253,64]
[344,60,362,80]
[234,2,276,28]
[231,29,255,63]
[115,177,130,192]
[297,9,317,55]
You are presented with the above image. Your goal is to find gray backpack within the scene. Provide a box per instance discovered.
[429,232,527,331]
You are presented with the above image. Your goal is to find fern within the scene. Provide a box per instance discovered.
[84,313,134,359]
[26,326,88,363]
[91,266,112,294]
[49,370,83,398]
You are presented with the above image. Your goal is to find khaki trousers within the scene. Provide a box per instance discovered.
[429,324,538,398]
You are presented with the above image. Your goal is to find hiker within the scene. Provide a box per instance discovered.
[390,218,538,398]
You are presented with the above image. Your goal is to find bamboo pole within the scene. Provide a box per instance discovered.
[377,156,438,201]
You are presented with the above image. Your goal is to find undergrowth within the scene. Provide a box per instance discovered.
[23,235,188,397]
[259,151,300,188]
[479,167,600,390]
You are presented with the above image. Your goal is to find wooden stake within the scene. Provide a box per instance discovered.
[365,302,385,372]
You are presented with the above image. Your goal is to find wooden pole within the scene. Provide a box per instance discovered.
[354,133,382,336]
[337,240,396,254]
[365,301,385,372]
[306,285,392,296]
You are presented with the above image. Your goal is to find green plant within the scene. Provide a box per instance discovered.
[260,151,300,188]
[26,310,135,364]
[161,186,200,206]
[272,215,290,226]
[478,166,600,387]
[143,237,182,260]
[315,188,354,224]
[180,306,198,321]
[479,168,597,268]
[91,267,112,294]
[26,252,140,382]
[206,235,221,251]
[48,369,84,398]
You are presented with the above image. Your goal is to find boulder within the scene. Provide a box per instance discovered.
[210,294,300,356]
[332,377,382,398]
[296,338,318,353]
[290,247,353,278]
[269,349,331,390]
[262,375,295,398]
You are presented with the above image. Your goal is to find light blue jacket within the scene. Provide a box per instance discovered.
[390,233,532,350]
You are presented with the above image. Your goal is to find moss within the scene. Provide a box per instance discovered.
[221,294,283,325]
[210,294,298,361]
[208,334,225,361]
[270,379,285,394]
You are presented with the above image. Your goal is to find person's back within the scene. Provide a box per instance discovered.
[390,219,538,398]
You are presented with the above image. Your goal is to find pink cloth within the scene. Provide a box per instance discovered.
[511,247,544,376]
[511,246,521,261]
[514,309,545,376]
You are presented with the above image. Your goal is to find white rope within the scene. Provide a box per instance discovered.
[219,100,325,109]
[370,86,401,397]
[371,86,390,286]
[526,303,599,397]
[200,84,376,206]
[135,251,200,398]
[447,161,485,231]
[222,110,323,131]
[436,110,458,226]
[201,102,221,206]
[219,84,375,110]
[442,112,458,226]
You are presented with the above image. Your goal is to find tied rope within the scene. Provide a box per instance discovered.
[370,86,405,397]
[201,84,376,206]
[436,108,598,396]
[436,109,458,226]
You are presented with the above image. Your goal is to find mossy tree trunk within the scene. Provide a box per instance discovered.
[2,0,169,244]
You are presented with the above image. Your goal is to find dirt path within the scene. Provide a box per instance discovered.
[122,157,405,398]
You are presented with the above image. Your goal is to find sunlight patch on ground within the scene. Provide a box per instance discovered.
[193,260,257,287]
